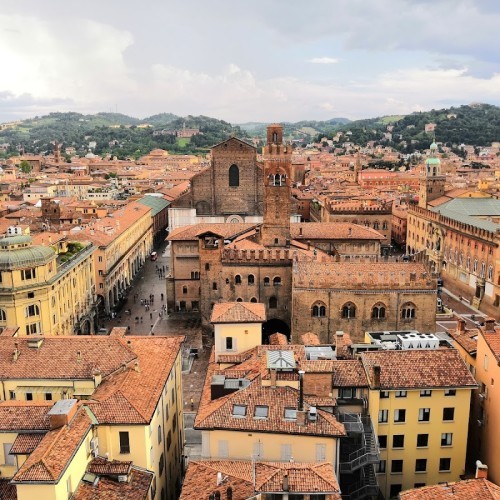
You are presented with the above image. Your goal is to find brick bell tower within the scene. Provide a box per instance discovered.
[260,124,292,247]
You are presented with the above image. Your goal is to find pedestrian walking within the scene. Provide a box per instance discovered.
[150,312,153,320]
[161,293,164,301]
[140,317,143,323]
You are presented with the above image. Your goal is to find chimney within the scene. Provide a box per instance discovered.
[270,369,277,389]
[457,319,466,333]
[373,365,381,389]
[93,368,102,387]
[47,399,78,430]
[12,348,20,362]
[475,460,488,479]
[282,473,289,492]
[134,361,140,373]
[298,370,305,411]
[77,350,82,363]
[484,317,495,333]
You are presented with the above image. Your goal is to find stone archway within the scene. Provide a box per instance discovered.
[262,318,291,344]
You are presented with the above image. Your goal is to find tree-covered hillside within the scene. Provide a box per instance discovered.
[0,112,250,159]
[316,104,500,151]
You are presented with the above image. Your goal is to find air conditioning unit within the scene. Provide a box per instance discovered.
[118,475,129,483]
[90,437,99,456]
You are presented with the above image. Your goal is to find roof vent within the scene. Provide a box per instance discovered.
[27,336,44,349]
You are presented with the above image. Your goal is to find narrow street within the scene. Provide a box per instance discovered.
[100,240,209,460]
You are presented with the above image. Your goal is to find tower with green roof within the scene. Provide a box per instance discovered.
[418,140,445,208]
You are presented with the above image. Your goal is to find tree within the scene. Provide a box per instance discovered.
[19,160,32,174]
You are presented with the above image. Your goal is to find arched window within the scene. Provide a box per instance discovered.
[236,298,243,302]
[373,221,379,230]
[480,262,486,278]
[488,265,493,281]
[382,222,388,230]
[264,277,270,286]
[235,275,242,285]
[273,276,281,286]
[229,165,239,187]
[371,303,386,319]
[341,302,356,319]
[250,297,257,303]
[466,256,470,271]
[401,303,416,320]
[0,309,6,322]
[269,296,277,309]
[311,302,326,317]
[473,259,478,273]
[248,274,255,285]
[191,271,200,279]
[25,304,40,317]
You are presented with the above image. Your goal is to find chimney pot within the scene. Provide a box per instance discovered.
[373,365,381,389]
[484,318,496,333]
[457,319,466,333]
[476,460,488,479]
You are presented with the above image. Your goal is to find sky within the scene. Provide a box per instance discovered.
[0,0,499,124]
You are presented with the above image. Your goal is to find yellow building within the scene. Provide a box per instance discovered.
[72,201,153,314]
[0,235,97,335]
[0,330,185,500]
[361,349,477,499]
[452,318,500,486]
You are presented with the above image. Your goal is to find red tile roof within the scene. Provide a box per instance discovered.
[195,381,345,437]
[10,433,45,454]
[0,402,52,431]
[13,406,92,483]
[0,337,137,380]
[74,466,153,499]
[211,302,266,324]
[89,336,184,424]
[180,460,341,499]
[361,349,478,389]
[399,478,500,499]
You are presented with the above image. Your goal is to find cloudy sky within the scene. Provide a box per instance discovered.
[1,0,499,123]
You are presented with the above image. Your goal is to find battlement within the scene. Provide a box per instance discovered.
[293,261,436,290]
[409,205,499,241]
[221,248,294,263]
[326,202,391,214]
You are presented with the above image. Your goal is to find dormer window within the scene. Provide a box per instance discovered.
[232,404,247,417]
[284,408,297,420]
[254,405,269,419]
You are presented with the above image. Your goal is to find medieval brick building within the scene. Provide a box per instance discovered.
[167,125,438,342]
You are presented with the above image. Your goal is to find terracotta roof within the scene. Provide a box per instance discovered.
[0,479,17,500]
[268,333,288,345]
[0,402,52,431]
[89,336,184,424]
[195,381,345,437]
[449,328,479,356]
[332,360,368,387]
[399,478,500,499]
[291,222,384,240]
[361,349,478,389]
[335,332,354,359]
[255,462,341,495]
[300,332,320,345]
[74,466,153,500]
[180,460,341,499]
[482,328,500,362]
[87,457,132,475]
[10,433,45,454]
[0,337,137,380]
[211,302,266,324]
[13,406,93,483]
[180,460,255,500]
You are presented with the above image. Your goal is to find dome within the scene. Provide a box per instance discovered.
[430,141,438,151]
[0,236,55,270]
[426,157,441,166]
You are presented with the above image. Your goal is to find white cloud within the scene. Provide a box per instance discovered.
[308,57,339,64]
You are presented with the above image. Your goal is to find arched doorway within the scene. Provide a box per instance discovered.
[262,318,290,344]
